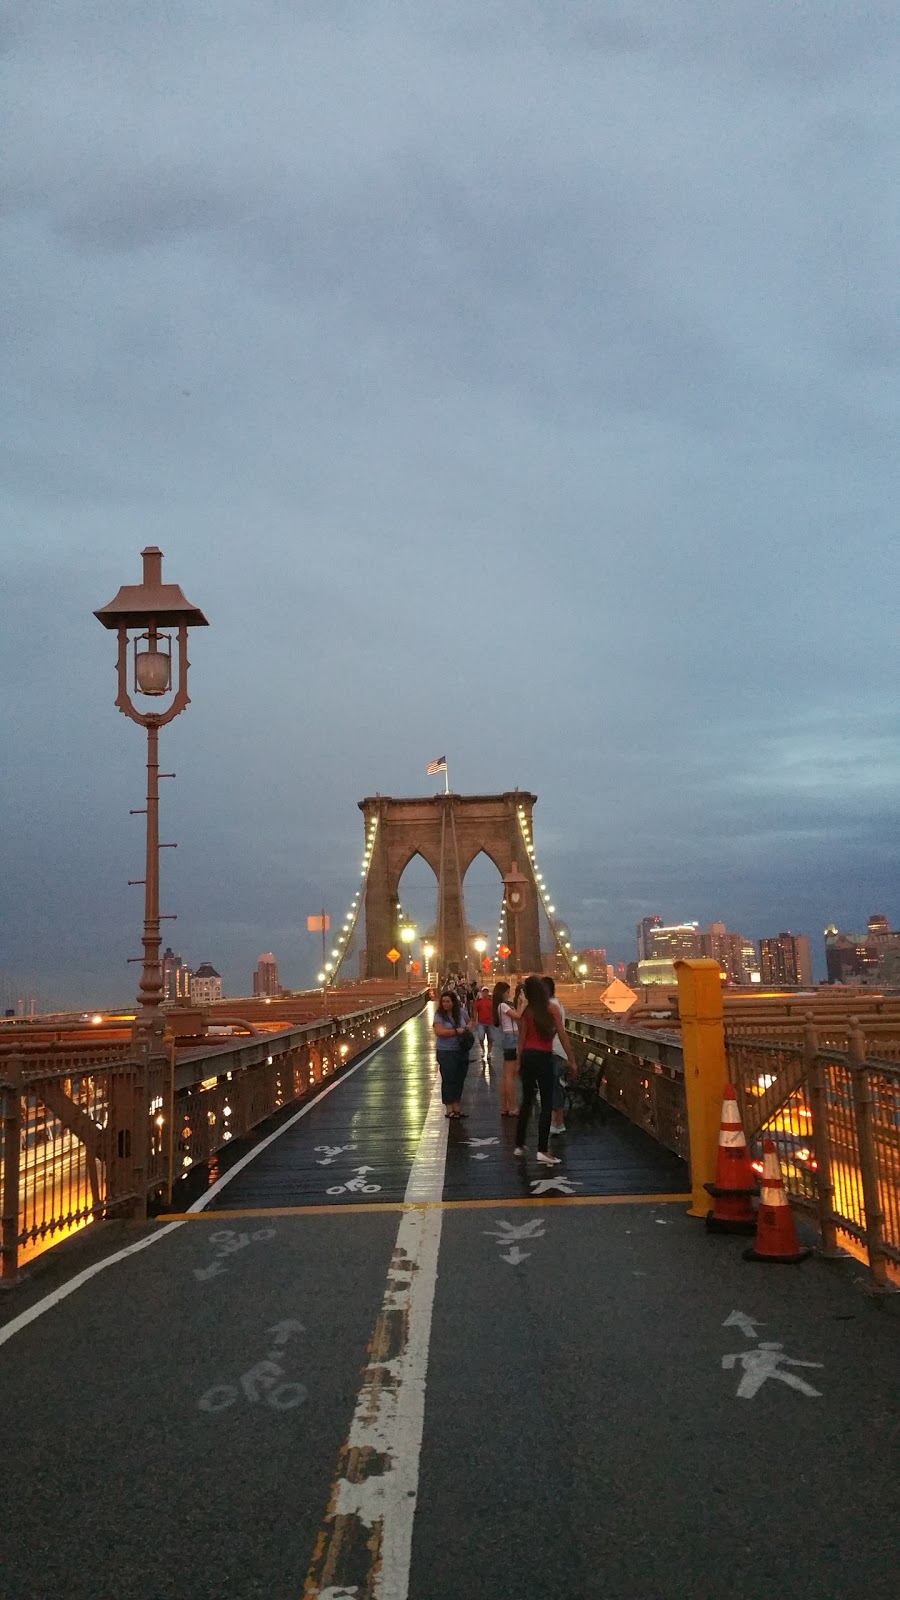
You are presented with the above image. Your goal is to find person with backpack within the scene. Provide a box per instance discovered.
[514,975,576,1164]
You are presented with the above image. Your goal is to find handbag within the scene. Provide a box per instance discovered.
[457,1029,475,1053]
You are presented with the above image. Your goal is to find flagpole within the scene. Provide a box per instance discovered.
[444,762,450,795]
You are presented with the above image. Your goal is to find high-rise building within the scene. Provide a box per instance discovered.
[702,922,757,986]
[824,925,881,984]
[161,947,191,1001]
[190,962,223,1004]
[253,952,281,998]
[647,922,703,961]
[759,933,813,988]
[636,916,662,960]
[578,948,609,979]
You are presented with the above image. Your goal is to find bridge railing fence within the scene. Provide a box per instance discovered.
[0,993,426,1286]
[566,1009,900,1287]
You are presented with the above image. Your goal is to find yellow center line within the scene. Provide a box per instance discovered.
[158,1193,691,1220]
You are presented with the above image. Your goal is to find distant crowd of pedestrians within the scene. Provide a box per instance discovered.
[432,972,576,1164]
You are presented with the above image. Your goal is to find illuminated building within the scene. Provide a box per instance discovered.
[825,924,882,985]
[702,922,758,986]
[759,933,813,988]
[161,947,191,1001]
[190,962,223,1004]
[636,916,662,960]
[647,922,703,960]
[253,952,281,998]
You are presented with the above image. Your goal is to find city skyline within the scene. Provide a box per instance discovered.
[2,6,899,1004]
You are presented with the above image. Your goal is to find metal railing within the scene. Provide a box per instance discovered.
[566,1010,900,1288]
[565,1016,687,1159]
[1,993,426,1285]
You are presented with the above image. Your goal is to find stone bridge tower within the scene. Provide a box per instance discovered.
[359,791,542,978]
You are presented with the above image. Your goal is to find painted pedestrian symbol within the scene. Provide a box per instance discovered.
[722,1342,823,1400]
[327,1165,381,1196]
[484,1216,547,1266]
[315,1144,358,1166]
[466,1135,499,1162]
[484,1219,546,1243]
[529,1176,581,1196]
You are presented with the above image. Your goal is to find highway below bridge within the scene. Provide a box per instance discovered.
[1,1006,897,1600]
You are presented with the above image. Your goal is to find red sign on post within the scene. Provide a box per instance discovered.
[386,947,401,964]
[499,945,511,959]
[307,914,331,932]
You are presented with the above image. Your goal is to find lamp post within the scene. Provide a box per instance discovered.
[95,547,208,1056]
[422,941,434,985]
[400,923,416,989]
[473,934,487,977]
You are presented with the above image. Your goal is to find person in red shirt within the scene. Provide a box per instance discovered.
[474,986,494,1064]
[514,974,577,1165]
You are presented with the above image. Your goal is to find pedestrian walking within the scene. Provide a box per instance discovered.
[492,981,520,1116]
[514,975,577,1164]
[433,989,472,1119]
[474,986,494,1065]
[544,976,569,1136]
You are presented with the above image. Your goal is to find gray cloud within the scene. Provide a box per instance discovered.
[2,2,899,1003]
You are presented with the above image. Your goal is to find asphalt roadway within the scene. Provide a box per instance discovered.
[0,1010,897,1600]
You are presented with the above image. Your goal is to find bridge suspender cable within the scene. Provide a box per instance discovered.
[326,812,380,987]
[514,803,581,982]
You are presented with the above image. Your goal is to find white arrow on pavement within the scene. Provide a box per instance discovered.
[267,1319,305,1345]
[193,1261,227,1282]
[529,1177,581,1196]
[472,1152,490,1161]
[723,1310,765,1340]
[500,1246,531,1266]
[484,1219,547,1241]
[353,1166,376,1175]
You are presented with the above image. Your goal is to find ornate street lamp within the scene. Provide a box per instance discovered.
[95,547,208,1053]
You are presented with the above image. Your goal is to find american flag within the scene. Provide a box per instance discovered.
[426,756,448,776]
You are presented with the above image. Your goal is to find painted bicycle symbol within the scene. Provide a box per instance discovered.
[209,1227,276,1253]
[199,1360,307,1413]
[326,1165,381,1196]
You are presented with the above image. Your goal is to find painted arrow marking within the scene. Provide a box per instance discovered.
[529,1176,581,1196]
[500,1245,530,1266]
[465,1137,500,1148]
[484,1219,547,1242]
[315,1144,358,1166]
[723,1310,765,1340]
[193,1261,227,1282]
[472,1152,490,1161]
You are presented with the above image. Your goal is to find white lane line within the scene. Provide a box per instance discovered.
[0,1223,185,1350]
[304,1047,448,1598]
[0,1017,422,1349]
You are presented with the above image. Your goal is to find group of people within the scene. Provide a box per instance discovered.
[432,974,577,1165]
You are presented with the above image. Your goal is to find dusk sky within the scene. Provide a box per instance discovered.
[2,3,899,1007]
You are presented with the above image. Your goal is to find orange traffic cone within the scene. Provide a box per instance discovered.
[705,1084,758,1234]
[744,1139,811,1263]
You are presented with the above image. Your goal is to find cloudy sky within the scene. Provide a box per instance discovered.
[2,1,899,1006]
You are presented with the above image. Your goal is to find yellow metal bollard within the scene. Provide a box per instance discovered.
[675,959,729,1218]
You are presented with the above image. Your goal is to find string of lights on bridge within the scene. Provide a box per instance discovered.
[516,804,585,981]
[319,813,380,987]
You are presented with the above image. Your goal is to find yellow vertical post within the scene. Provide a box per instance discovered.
[675,959,727,1218]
